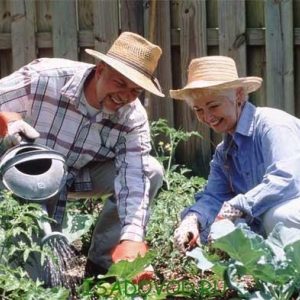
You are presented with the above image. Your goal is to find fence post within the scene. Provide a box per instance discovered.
[265,0,294,114]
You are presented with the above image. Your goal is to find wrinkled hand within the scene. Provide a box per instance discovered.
[4,120,40,147]
[174,213,200,252]
[111,241,153,283]
[216,202,245,222]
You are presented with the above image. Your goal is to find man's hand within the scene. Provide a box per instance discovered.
[4,120,39,147]
[174,213,200,252]
[216,202,245,222]
[111,240,153,283]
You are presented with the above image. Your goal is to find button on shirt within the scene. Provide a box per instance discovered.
[182,101,300,238]
[0,58,152,241]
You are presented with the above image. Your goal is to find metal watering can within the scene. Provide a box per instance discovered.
[0,139,68,245]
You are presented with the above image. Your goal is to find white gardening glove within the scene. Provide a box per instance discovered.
[174,213,200,252]
[216,202,245,222]
[4,120,40,147]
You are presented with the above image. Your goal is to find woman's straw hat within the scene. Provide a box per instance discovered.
[85,32,164,97]
[170,56,262,100]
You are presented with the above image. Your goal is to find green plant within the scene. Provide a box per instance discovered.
[0,190,70,299]
[188,220,300,299]
[150,119,202,189]
[77,251,168,299]
[147,119,206,273]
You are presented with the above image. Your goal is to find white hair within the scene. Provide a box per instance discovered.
[185,88,249,107]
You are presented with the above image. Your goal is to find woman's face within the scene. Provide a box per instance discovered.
[191,89,244,135]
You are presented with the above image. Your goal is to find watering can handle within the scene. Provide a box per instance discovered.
[0,150,67,175]
[20,133,35,144]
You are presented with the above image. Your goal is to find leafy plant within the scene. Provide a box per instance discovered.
[78,251,169,299]
[150,118,202,189]
[147,119,206,275]
[0,190,70,299]
[188,221,300,299]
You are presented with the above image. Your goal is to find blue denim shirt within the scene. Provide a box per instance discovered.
[182,101,300,239]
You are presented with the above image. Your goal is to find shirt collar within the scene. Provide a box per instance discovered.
[59,65,95,106]
[223,101,256,150]
[235,101,256,137]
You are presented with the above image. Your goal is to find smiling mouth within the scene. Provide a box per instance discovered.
[109,95,124,105]
[210,119,222,127]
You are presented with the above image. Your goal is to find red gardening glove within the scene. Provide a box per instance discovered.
[111,241,154,284]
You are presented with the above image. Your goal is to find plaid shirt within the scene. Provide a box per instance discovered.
[0,58,152,241]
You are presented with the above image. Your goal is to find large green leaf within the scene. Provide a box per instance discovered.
[209,219,236,240]
[266,222,300,261]
[284,240,300,281]
[213,224,277,282]
[62,212,94,243]
[101,251,156,281]
[186,248,214,271]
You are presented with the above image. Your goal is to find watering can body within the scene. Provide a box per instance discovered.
[0,142,68,201]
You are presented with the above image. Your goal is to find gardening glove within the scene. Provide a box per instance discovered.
[216,202,245,222]
[111,240,154,284]
[174,213,200,252]
[0,112,39,147]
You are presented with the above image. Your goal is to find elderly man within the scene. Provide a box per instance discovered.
[171,56,300,251]
[0,31,164,280]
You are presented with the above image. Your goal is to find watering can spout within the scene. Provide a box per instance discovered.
[40,203,68,247]
[41,203,52,236]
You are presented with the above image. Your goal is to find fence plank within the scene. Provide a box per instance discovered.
[11,0,36,70]
[265,0,294,114]
[218,0,246,76]
[120,0,144,35]
[246,0,266,107]
[294,0,300,118]
[147,0,174,127]
[0,0,12,77]
[175,0,211,177]
[92,0,119,53]
[78,0,94,63]
[51,0,78,60]
[35,0,52,57]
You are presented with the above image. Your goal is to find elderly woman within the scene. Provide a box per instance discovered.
[171,56,300,251]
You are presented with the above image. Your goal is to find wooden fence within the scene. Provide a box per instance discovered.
[0,0,299,177]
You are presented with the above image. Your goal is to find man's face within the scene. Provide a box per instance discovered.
[95,63,143,111]
[191,89,243,135]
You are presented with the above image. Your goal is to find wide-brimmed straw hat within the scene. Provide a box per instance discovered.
[85,32,164,97]
[170,56,262,100]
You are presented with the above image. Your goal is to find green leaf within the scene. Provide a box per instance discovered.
[248,291,274,299]
[266,222,300,261]
[285,240,300,278]
[101,251,156,281]
[62,212,94,243]
[225,263,251,298]
[186,248,214,271]
[209,219,236,240]
[213,224,277,282]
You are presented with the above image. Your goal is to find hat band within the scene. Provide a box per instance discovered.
[107,52,163,93]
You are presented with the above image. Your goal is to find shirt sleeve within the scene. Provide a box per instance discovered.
[229,124,300,217]
[0,66,33,116]
[181,148,234,230]
[114,116,152,242]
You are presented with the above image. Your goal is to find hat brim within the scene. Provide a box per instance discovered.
[85,49,164,97]
[170,77,262,100]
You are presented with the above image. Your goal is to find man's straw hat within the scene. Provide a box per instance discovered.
[85,32,164,97]
[170,56,262,100]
